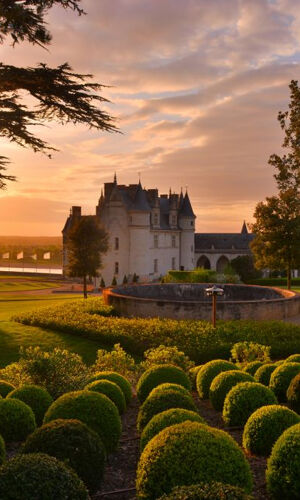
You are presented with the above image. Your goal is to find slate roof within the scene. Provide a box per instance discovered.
[180,192,195,217]
[194,233,254,251]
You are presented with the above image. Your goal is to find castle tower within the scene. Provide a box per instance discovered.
[178,191,196,270]
[128,181,151,279]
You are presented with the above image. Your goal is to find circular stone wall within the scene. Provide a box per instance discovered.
[103,283,300,321]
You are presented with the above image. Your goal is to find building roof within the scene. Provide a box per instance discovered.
[194,232,254,251]
[179,192,195,217]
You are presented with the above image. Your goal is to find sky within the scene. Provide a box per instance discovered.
[1,0,300,236]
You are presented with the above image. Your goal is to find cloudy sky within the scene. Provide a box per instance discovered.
[1,0,300,235]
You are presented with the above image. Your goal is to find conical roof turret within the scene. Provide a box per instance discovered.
[180,191,195,217]
[241,221,248,234]
[133,181,151,211]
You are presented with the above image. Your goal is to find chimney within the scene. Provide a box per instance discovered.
[71,206,81,217]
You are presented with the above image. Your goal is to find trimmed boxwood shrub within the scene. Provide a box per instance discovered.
[158,482,254,499]
[254,364,277,386]
[0,398,36,442]
[243,361,264,376]
[0,380,15,398]
[223,382,277,428]
[136,421,253,499]
[286,372,300,413]
[21,418,106,493]
[140,408,205,451]
[44,390,121,453]
[7,385,53,426]
[137,365,191,403]
[0,453,88,499]
[85,379,126,414]
[196,360,238,400]
[209,371,254,411]
[269,362,300,402]
[243,405,300,457]
[284,354,300,363]
[266,422,300,499]
[137,389,197,433]
[147,383,190,399]
[87,371,132,404]
[189,365,202,389]
[0,435,4,466]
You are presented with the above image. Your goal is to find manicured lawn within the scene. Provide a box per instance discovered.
[0,280,62,292]
[0,294,109,368]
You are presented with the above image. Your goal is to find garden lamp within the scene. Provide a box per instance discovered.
[205,285,224,327]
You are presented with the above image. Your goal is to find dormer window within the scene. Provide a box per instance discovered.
[172,215,176,226]
[154,213,159,225]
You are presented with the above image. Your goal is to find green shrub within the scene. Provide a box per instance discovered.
[140,408,205,452]
[254,364,277,386]
[92,344,136,382]
[141,345,194,373]
[231,342,270,366]
[0,399,36,442]
[136,421,253,499]
[163,269,218,283]
[0,453,88,499]
[189,365,202,389]
[21,419,106,493]
[44,390,121,453]
[0,380,15,398]
[243,405,300,457]
[209,371,254,411]
[196,360,238,400]
[269,362,300,402]
[86,371,132,404]
[284,354,300,363]
[147,383,190,399]
[286,372,300,413]
[137,365,191,403]
[243,361,264,376]
[158,482,254,499]
[0,435,4,466]
[85,379,126,414]
[7,385,53,426]
[223,382,277,427]
[137,389,197,433]
[266,422,300,499]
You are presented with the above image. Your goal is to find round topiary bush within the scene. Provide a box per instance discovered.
[136,421,253,499]
[266,422,300,499]
[7,384,53,426]
[242,405,300,457]
[137,389,197,433]
[137,365,191,403]
[284,354,300,363]
[140,408,205,451]
[21,418,106,493]
[0,435,5,466]
[0,398,36,442]
[85,379,126,414]
[86,371,132,404]
[286,372,300,413]
[147,383,190,399]
[189,365,202,390]
[209,371,255,411]
[243,361,264,376]
[0,453,89,499]
[158,482,254,499]
[44,390,121,453]
[0,380,15,398]
[196,360,238,400]
[254,364,277,386]
[269,362,300,402]
[223,382,277,428]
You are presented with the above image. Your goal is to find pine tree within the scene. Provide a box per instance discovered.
[0,1,118,188]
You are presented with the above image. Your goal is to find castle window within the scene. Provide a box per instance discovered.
[115,237,119,250]
[172,257,176,270]
[115,262,119,274]
[154,234,158,248]
[191,221,194,226]
[154,214,159,225]
[154,259,158,273]
[171,235,176,248]
[172,215,176,226]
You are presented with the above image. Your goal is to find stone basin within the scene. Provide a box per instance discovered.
[103,283,300,321]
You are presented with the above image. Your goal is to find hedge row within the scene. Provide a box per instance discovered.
[13,299,300,364]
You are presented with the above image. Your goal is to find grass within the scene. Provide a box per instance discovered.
[0,293,110,368]
[0,280,61,292]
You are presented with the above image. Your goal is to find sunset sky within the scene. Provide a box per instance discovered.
[1,0,300,236]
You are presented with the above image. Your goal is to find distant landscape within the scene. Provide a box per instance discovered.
[0,236,62,267]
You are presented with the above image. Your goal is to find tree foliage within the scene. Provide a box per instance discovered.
[0,0,118,188]
[251,80,300,289]
[66,216,109,298]
[230,255,261,283]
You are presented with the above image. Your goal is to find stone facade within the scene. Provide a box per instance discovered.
[62,176,253,284]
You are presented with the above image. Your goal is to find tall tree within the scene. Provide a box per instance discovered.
[0,0,118,188]
[251,80,300,289]
[66,216,108,298]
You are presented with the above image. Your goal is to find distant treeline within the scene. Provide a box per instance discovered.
[0,236,62,266]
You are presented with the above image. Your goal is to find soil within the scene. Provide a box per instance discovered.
[92,393,269,500]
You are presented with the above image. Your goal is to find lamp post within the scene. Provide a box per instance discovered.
[205,285,224,327]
